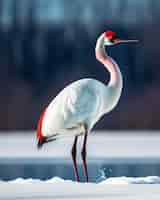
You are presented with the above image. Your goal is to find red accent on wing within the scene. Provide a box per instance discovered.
[104,30,116,38]
[36,108,47,141]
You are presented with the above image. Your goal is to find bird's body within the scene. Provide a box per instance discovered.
[36,30,137,182]
[42,76,122,139]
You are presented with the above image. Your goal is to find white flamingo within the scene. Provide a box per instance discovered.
[36,30,138,182]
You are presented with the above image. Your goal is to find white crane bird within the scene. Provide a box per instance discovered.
[36,30,138,182]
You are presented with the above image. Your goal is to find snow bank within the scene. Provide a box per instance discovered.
[100,176,160,184]
[0,177,160,199]
[1,176,160,185]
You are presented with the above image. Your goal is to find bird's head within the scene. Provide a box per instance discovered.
[103,30,138,46]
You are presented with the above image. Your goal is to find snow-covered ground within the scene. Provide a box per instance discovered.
[1,131,160,199]
[1,177,160,199]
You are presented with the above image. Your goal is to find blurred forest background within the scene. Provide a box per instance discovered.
[1,0,160,130]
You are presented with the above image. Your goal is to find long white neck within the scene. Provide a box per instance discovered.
[95,34,123,89]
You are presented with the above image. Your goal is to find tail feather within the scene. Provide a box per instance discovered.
[37,138,45,149]
[36,108,47,142]
[37,135,58,149]
[36,107,59,149]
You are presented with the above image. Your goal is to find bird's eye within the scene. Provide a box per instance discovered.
[110,36,117,43]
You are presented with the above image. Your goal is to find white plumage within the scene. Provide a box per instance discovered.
[42,76,122,139]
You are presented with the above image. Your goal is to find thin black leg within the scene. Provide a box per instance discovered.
[81,129,88,182]
[71,136,79,182]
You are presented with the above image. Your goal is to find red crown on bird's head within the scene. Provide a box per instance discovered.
[104,30,116,38]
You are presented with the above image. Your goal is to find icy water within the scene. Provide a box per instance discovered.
[0,132,160,199]
[1,158,160,182]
